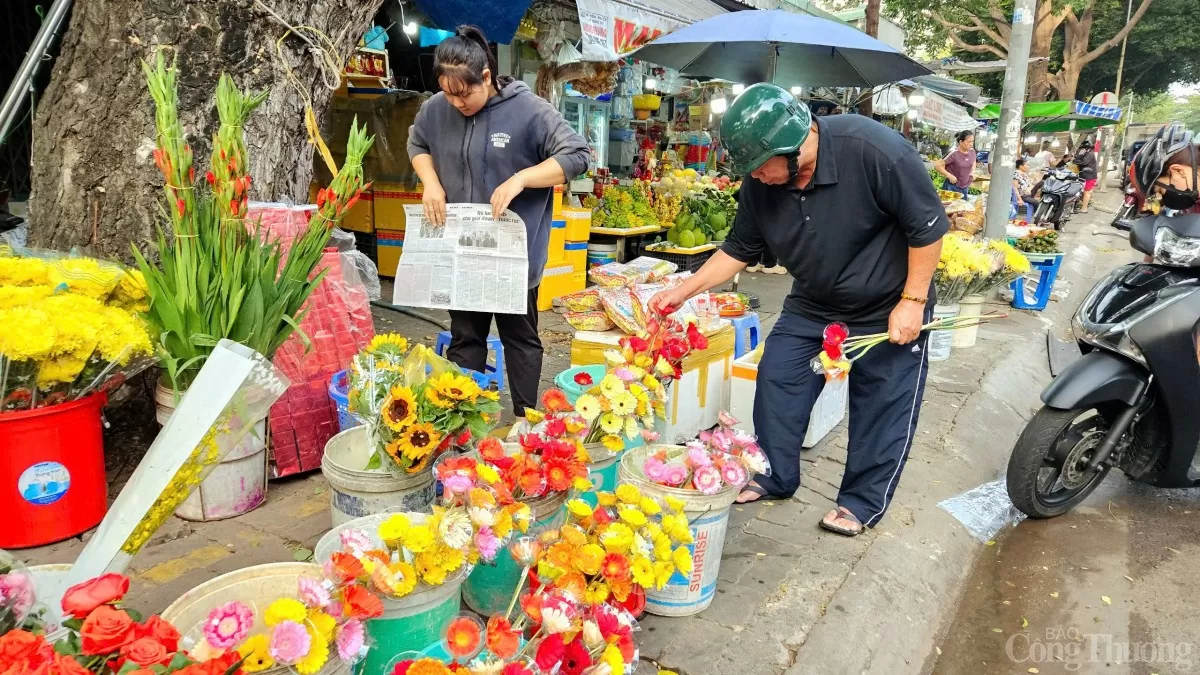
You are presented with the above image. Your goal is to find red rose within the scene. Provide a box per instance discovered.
[61,573,130,619]
[119,638,172,667]
[200,651,242,675]
[50,654,91,675]
[79,605,136,655]
[136,616,181,652]
[0,630,50,665]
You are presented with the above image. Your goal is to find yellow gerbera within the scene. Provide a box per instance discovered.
[294,627,329,674]
[263,598,308,627]
[611,392,637,416]
[566,499,593,519]
[599,413,623,435]
[383,386,418,431]
[576,543,606,575]
[600,374,625,398]
[395,422,442,461]
[379,513,412,548]
[476,462,499,484]
[585,581,611,605]
[404,524,436,553]
[307,609,336,643]
[575,394,602,422]
[631,556,655,588]
[237,634,275,673]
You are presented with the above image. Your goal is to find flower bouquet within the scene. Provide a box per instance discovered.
[0,551,40,635]
[477,434,591,504]
[347,335,503,474]
[641,412,771,493]
[522,591,641,675]
[0,252,154,411]
[183,575,380,674]
[935,234,1032,305]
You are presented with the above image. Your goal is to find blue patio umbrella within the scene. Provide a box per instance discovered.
[631,10,931,89]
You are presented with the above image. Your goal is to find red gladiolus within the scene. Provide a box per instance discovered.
[205,171,216,185]
[230,199,240,216]
[176,199,185,217]
[220,148,227,160]
[345,193,361,211]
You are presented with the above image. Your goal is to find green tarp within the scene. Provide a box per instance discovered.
[976,100,1122,133]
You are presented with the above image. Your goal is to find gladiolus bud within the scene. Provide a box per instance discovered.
[316,189,327,208]
[220,148,226,160]
[230,199,239,216]
[176,199,186,217]
[188,166,195,184]
[206,171,216,185]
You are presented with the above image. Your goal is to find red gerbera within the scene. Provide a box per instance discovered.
[517,465,546,498]
[686,322,709,350]
[560,636,593,675]
[573,372,594,386]
[543,458,575,492]
[544,417,567,438]
[478,437,506,462]
[541,388,572,413]
[534,636,566,671]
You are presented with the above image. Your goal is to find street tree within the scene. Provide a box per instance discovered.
[1077,0,1200,99]
[885,0,1153,101]
[28,0,383,259]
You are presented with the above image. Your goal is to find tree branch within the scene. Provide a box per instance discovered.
[970,14,1009,50]
[987,0,1012,40]
[929,10,1009,58]
[1079,0,1155,66]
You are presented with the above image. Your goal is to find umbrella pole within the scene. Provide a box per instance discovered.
[768,42,778,84]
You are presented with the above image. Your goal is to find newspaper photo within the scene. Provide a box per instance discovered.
[391,203,530,314]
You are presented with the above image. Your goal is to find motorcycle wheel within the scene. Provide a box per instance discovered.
[1006,406,1112,518]
[1032,201,1052,226]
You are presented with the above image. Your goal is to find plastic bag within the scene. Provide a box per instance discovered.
[588,257,677,287]
[565,310,615,331]
[937,478,1026,543]
[557,288,602,312]
[598,286,649,335]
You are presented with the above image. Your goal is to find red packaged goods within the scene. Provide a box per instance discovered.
[249,203,376,477]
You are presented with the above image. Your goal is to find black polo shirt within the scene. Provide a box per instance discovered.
[721,115,949,326]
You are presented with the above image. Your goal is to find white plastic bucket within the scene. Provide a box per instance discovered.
[315,514,468,674]
[160,563,349,675]
[157,381,270,522]
[618,445,737,617]
[587,242,618,268]
[928,303,960,362]
[952,294,985,348]
[321,426,436,526]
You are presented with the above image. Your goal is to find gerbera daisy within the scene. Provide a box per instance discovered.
[486,616,520,659]
[237,633,275,672]
[438,509,473,549]
[610,392,637,416]
[600,553,631,583]
[383,386,417,431]
[442,614,483,661]
[599,413,623,435]
[599,374,625,398]
[574,394,601,422]
[395,423,442,461]
[541,388,571,413]
[543,457,576,492]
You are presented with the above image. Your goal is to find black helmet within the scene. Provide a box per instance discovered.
[1131,122,1194,197]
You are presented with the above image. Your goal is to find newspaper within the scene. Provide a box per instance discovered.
[391,204,529,314]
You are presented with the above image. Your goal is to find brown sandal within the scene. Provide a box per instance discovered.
[819,507,864,536]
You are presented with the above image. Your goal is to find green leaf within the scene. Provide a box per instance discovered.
[364,452,383,471]
[125,608,143,623]
[61,618,83,632]
[168,652,193,669]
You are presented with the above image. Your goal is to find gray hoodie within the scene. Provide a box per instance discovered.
[407,78,591,288]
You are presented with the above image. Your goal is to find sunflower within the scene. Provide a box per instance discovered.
[368,332,409,354]
[395,423,442,461]
[430,372,482,402]
[382,386,417,431]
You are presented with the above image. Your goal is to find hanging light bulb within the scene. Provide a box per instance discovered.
[710,96,728,114]
[790,85,803,96]
[645,77,658,91]
[906,109,919,119]
[731,83,745,96]
[404,21,418,35]
[907,90,925,107]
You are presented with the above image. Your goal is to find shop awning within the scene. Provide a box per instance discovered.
[916,89,979,132]
[410,0,535,45]
[576,0,727,62]
[976,100,1123,132]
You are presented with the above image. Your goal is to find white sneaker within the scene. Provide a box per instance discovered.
[745,264,763,273]
[763,265,787,275]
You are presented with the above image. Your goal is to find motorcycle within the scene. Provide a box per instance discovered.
[1006,214,1200,517]
[1033,168,1085,231]
[1111,183,1140,231]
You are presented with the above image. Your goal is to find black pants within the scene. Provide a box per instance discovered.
[753,311,930,526]
[447,286,543,417]
[758,249,777,268]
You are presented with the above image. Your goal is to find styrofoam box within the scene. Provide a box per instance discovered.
[730,345,847,447]
[571,325,733,444]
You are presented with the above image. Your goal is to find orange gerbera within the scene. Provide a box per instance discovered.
[342,584,384,620]
[540,388,572,413]
[546,542,575,571]
[485,616,520,659]
[543,458,575,493]
[406,660,453,675]
[555,571,588,601]
[328,552,365,582]
[600,553,631,584]
[609,577,633,603]
[443,615,483,661]
[519,591,543,624]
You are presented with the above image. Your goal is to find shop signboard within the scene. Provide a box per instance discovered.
[917,90,977,132]
[576,0,723,62]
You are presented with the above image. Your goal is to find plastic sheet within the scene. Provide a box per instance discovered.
[937,478,1027,543]
[248,203,377,477]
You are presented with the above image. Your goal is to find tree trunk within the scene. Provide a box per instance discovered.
[858,0,881,118]
[29,0,383,261]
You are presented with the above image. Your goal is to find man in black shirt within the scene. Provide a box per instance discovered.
[649,84,948,536]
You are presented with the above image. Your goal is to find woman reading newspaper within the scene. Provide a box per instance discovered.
[408,25,590,416]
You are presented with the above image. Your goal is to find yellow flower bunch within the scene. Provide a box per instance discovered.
[0,284,52,310]
[535,484,692,606]
[0,256,49,286]
[45,257,124,300]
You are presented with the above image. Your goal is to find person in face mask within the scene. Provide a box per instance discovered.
[1131,122,1199,215]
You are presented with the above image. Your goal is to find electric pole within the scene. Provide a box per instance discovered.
[984,0,1037,239]
[1100,0,1135,191]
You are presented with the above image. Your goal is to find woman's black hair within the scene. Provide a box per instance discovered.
[1015,157,1027,168]
[433,25,499,95]
[955,129,975,143]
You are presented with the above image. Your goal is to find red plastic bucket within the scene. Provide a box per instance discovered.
[0,393,108,548]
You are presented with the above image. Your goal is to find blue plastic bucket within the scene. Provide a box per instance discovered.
[328,370,361,432]
[554,365,607,404]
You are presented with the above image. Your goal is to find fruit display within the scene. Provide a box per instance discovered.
[654,191,684,225]
[665,187,735,248]
[1014,229,1060,254]
[658,168,736,197]
[586,181,659,230]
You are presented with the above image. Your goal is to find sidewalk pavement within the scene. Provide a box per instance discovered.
[20,192,1131,674]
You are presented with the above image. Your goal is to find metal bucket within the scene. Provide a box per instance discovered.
[618,445,738,617]
[160,562,350,674]
[580,443,621,508]
[321,427,436,527]
[157,381,269,522]
[461,490,568,616]
[315,513,467,675]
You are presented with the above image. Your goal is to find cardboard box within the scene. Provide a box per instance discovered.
[377,229,405,277]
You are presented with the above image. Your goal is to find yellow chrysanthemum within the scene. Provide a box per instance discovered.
[599,523,634,554]
[415,550,448,585]
[0,284,52,310]
[615,484,642,504]
[596,491,618,507]
[673,546,694,576]
[404,524,436,553]
[237,634,275,673]
[618,507,647,528]
[639,497,661,515]
[0,307,55,361]
[631,556,655,587]
[307,609,337,643]
[664,495,686,513]
[476,462,499,484]
[653,561,676,589]
[0,256,48,286]
[263,598,308,627]
[575,394,602,422]
[294,627,329,674]
[379,513,412,548]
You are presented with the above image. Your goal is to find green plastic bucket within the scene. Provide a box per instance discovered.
[315,513,467,675]
[462,491,567,615]
[554,365,608,404]
[581,443,621,508]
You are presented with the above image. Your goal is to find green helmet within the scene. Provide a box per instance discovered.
[720,83,812,175]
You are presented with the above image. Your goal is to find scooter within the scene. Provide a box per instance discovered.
[1033,168,1085,231]
[1006,213,1200,518]
[1111,182,1140,231]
